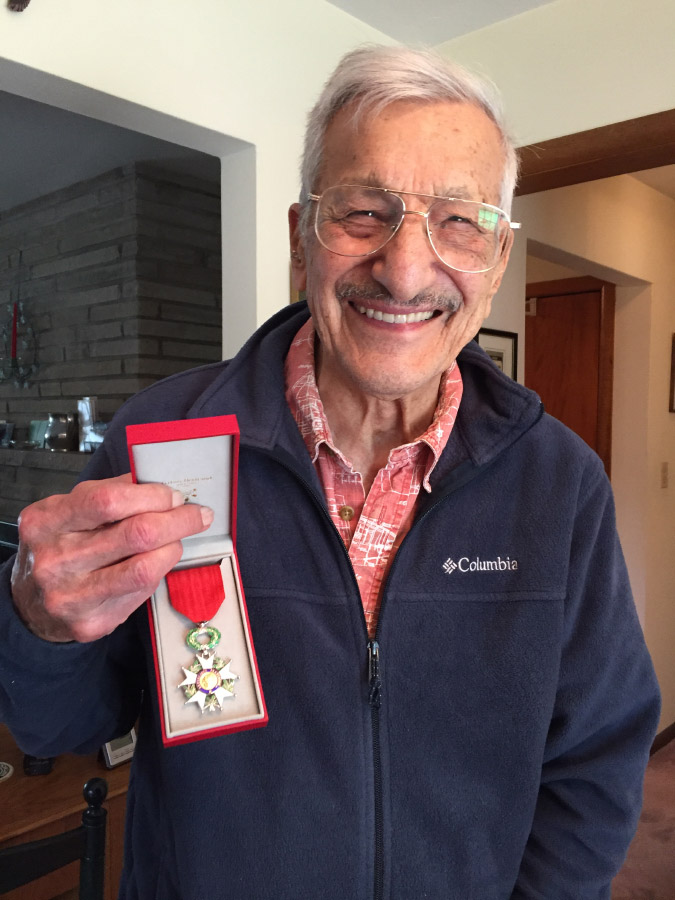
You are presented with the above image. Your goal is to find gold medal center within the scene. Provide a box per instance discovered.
[196,669,222,693]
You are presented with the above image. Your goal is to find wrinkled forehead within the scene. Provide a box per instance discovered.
[318,99,507,204]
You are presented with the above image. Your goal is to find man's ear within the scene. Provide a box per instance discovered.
[288,203,307,292]
[486,226,514,303]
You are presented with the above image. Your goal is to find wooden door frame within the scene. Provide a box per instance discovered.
[526,276,615,477]
[516,107,675,196]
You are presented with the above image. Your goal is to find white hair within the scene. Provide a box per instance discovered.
[299,45,519,221]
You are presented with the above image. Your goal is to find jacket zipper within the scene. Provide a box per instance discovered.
[368,639,384,900]
[364,464,490,900]
[253,449,387,897]
[252,447,489,900]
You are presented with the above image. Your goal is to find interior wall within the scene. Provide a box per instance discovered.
[511,176,675,730]
[612,284,651,626]
[0,0,393,357]
[484,226,526,383]
[437,0,675,147]
[526,257,583,282]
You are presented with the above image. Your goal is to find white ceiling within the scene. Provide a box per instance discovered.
[326,0,556,45]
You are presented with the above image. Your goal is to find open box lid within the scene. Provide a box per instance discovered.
[126,415,239,564]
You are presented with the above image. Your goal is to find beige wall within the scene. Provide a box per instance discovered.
[438,0,675,145]
[525,257,583,282]
[0,0,393,357]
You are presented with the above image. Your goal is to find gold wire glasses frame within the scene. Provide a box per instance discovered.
[308,184,521,274]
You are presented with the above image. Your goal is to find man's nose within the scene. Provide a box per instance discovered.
[369,211,442,302]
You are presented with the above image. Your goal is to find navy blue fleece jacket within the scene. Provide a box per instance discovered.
[0,302,660,899]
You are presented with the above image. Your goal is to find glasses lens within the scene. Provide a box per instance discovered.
[427,199,506,272]
[315,185,403,257]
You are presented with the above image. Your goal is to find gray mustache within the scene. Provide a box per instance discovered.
[335,282,462,314]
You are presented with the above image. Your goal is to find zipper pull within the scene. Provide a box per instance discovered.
[368,640,381,709]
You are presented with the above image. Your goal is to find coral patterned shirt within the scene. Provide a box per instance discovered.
[285,319,463,637]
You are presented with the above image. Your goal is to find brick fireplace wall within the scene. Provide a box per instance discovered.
[0,162,222,521]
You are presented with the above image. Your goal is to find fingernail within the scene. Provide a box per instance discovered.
[171,489,185,508]
[200,506,214,527]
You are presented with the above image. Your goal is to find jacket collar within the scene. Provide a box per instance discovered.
[186,302,311,455]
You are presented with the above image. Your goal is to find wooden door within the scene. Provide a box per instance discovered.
[525,276,615,476]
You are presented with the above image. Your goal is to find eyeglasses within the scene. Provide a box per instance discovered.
[308,184,520,274]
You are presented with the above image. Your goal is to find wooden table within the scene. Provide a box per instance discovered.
[0,725,129,900]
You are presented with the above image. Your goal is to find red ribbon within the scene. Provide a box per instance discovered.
[165,565,224,623]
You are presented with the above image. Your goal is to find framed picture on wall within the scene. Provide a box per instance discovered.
[477,328,518,380]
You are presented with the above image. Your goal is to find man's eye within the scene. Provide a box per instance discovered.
[344,208,381,220]
[335,209,390,235]
[442,214,476,228]
[325,207,379,223]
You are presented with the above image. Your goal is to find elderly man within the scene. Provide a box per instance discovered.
[0,46,659,900]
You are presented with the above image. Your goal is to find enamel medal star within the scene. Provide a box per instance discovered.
[179,650,239,713]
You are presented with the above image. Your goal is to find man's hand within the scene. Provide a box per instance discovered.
[10,474,214,643]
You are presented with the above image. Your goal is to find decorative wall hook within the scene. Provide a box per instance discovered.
[1,301,38,387]
[1,252,38,388]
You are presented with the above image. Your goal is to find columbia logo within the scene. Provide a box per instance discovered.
[443,555,519,574]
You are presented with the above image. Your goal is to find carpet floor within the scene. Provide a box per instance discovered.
[611,738,675,899]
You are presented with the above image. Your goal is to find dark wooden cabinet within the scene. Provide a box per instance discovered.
[0,725,129,900]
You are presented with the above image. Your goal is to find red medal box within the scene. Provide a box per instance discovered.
[126,415,267,747]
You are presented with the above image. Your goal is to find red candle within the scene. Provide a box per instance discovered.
[10,302,17,360]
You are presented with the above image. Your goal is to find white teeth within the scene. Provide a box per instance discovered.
[354,304,434,324]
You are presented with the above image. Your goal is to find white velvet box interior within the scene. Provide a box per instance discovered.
[133,434,232,563]
[131,431,265,740]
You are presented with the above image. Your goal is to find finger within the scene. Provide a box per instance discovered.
[65,475,189,530]
[18,474,189,540]
[30,503,214,587]
[90,540,186,618]
[17,540,187,643]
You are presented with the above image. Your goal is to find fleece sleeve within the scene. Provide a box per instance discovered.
[0,436,143,757]
[510,459,661,900]
[0,555,145,757]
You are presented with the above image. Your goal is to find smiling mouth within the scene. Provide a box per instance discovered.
[353,304,436,324]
